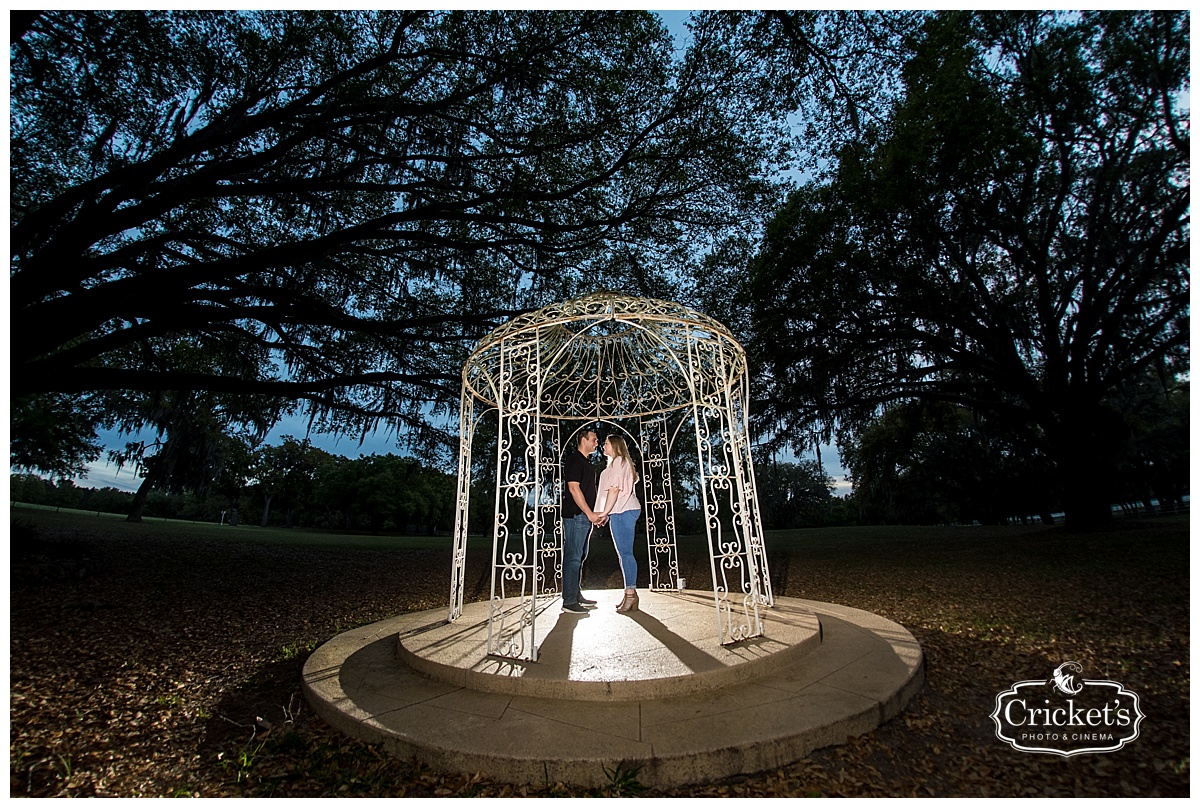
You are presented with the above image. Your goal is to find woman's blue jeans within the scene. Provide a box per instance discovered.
[609,509,640,588]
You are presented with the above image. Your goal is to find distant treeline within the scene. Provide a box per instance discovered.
[15,405,1186,533]
[10,453,861,534]
[10,451,460,535]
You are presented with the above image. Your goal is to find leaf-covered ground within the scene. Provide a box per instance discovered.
[10,509,1189,797]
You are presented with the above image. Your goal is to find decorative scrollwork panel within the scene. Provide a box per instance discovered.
[729,374,773,608]
[486,339,543,662]
[639,414,678,591]
[536,421,563,598]
[690,336,764,644]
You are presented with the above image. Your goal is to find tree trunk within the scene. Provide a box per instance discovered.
[1063,488,1114,530]
[126,474,155,523]
[260,494,272,527]
[1047,404,1127,531]
[126,444,175,521]
[126,441,176,523]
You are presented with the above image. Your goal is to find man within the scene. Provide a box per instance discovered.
[561,428,604,613]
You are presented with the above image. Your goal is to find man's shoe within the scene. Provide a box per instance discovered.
[561,602,588,614]
[578,596,597,606]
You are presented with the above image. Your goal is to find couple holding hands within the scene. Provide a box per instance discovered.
[561,428,641,615]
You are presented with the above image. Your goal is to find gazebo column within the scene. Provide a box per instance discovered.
[690,339,765,645]
[487,339,541,661]
[448,384,475,622]
[729,372,773,608]
[639,414,679,591]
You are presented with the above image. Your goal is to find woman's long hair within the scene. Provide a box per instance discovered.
[605,434,639,484]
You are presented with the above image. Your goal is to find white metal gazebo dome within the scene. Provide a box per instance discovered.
[448,292,773,660]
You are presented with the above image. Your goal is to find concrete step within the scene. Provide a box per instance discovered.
[302,593,924,789]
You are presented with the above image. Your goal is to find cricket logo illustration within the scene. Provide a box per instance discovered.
[1051,661,1084,696]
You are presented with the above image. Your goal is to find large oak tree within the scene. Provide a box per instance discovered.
[11,10,782,454]
[747,11,1189,528]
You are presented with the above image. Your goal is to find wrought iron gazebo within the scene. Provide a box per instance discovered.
[447,292,772,661]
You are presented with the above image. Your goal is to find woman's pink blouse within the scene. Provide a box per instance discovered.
[598,457,640,514]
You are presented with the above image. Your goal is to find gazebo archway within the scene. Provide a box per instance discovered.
[448,292,773,661]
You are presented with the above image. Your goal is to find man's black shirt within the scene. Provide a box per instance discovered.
[562,449,597,518]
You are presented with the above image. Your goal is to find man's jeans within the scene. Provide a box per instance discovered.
[562,513,591,606]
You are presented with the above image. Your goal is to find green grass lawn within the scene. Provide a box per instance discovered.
[10,502,485,552]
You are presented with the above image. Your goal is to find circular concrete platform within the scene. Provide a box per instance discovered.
[302,591,924,789]
[397,590,822,701]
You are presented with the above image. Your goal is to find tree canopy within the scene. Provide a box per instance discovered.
[747,11,1189,527]
[11,10,784,452]
[12,11,1188,528]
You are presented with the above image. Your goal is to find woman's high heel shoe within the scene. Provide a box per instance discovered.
[616,590,639,613]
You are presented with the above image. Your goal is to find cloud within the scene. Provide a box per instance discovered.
[74,460,142,493]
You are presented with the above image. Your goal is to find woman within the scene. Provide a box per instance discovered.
[596,434,642,613]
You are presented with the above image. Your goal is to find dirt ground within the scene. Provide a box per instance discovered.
[9,509,1190,797]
